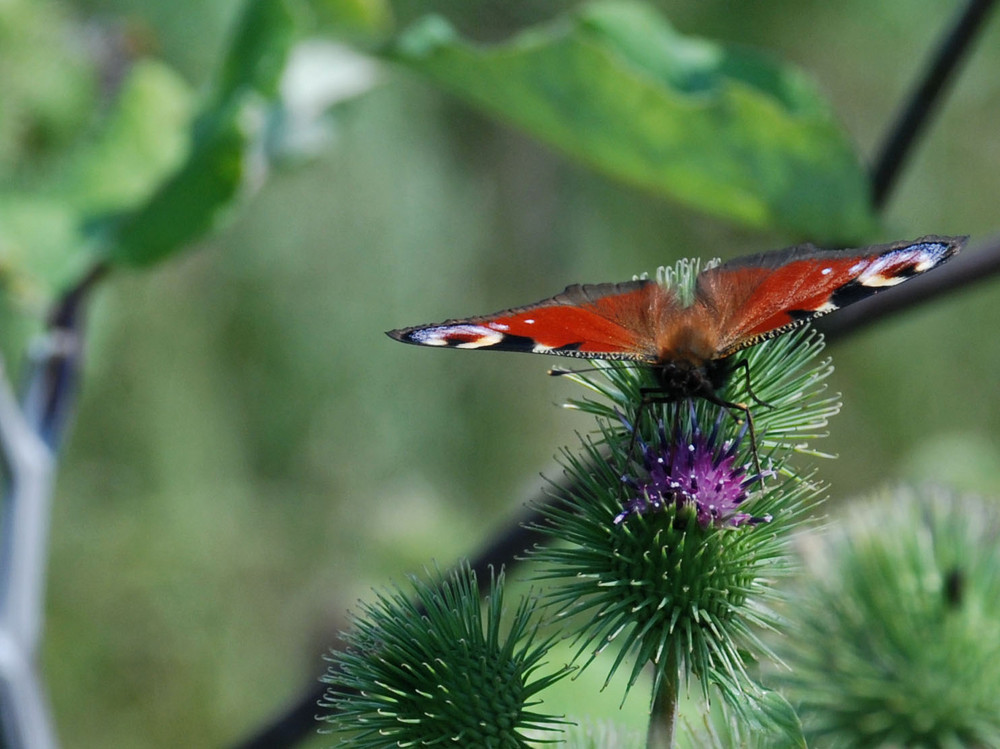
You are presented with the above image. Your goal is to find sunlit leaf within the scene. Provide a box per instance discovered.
[0,60,194,309]
[106,104,254,267]
[307,0,393,41]
[214,0,300,102]
[387,1,876,241]
[65,60,195,215]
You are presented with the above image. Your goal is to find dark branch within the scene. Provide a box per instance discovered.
[870,0,997,209]
[22,262,109,450]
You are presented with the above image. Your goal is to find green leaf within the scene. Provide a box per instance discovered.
[0,197,93,307]
[386,1,876,242]
[214,0,300,102]
[102,0,325,268]
[64,60,195,215]
[105,104,252,267]
[0,61,194,309]
[307,0,393,42]
[100,0,307,268]
[0,0,97,172]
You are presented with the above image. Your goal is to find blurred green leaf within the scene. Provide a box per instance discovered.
[214,0,300,102]
[0,0,97,173]
[0,198,91,310]
[386,1,877,242]
[65,60,195,215]
[0,60,196,298]
[307,0,393,41]
[104,0,313,268]
[3,0,381,277]
[106,104,252,267]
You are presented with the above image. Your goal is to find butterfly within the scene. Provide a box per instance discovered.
[388,236,963,463]
[390,235,962,388]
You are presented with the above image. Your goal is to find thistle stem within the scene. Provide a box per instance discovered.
[647,647,680,749]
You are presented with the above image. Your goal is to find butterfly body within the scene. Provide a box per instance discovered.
[388,236,964,402]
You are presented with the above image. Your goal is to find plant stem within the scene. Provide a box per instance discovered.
[870,0,997,209]
[647,647,680,749]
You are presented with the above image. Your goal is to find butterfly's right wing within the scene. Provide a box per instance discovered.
[695,236,964,358]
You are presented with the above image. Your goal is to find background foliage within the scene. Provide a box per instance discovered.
[1,0,999,745]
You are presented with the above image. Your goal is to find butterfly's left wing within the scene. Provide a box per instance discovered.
[388,279,673,362]
[696,235,964,358]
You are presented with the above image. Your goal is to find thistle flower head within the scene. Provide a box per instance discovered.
[778,487,1000,748]
[320,564,571,747]
[615,410,774,529]
[533,413,819,712]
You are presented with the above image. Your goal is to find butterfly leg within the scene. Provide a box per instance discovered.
[622,388,764,498]
[620,387,688,477]
[698,389,763,476]
[625,387,663,468]
[734,358,773,409]
[729,400,762,476]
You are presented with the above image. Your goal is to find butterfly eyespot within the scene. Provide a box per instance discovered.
[856,269,909,288]
[404,324,506,349]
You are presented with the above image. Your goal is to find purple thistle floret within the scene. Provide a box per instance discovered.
[614,410,773,529]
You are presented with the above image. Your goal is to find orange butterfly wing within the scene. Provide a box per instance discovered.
[389,236,964,369]
[695,236,963,358]
[388,280,675,362]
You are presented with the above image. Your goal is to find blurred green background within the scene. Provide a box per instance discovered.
[2,0,1000,745]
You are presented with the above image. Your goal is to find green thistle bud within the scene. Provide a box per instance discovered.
[320,563,571,747]
[778,486,1000,747]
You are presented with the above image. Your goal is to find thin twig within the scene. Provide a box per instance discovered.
[870,0,997,209]
[0,360,58,749]
[26,262,109,450]
[0,260,107,748]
